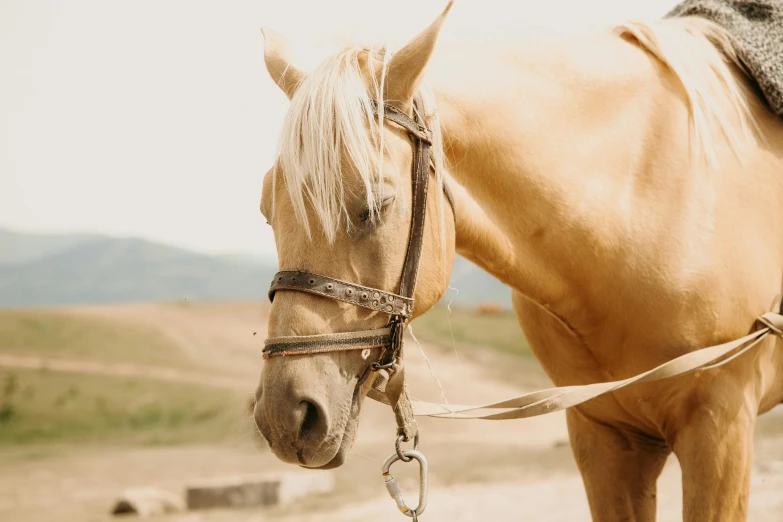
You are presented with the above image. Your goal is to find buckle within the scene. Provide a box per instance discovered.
[372,318,404,371]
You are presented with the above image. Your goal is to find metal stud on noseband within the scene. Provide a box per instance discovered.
[263,99,454,519]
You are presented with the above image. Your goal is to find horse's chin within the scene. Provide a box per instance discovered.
[304,445,349,470]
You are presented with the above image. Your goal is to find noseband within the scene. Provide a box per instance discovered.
[262,99,454,441]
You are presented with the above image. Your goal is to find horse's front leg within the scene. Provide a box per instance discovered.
[667,379,757,522]
[567,407,671,522]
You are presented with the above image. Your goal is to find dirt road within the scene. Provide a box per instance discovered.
[1,302,781,522]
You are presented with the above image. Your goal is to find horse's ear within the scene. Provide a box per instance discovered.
[261,27,306,100]
[385,0,454,109]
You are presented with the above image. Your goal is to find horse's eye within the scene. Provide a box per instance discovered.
[359,196,395,224]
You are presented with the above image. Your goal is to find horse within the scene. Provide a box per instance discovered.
[253,2,783,520]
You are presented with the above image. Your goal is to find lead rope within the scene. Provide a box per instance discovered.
[372,309,783,520]
[367,311,783,420]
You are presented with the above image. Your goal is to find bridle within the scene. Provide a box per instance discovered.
[262,99,447,519]
[262,98,454,450]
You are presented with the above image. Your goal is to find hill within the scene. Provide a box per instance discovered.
[0,228,99,265]
[0,234,275,307]
[0,227,511,308]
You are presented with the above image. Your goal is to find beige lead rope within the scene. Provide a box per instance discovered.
[368,311,783,421]
[372,311,783,521]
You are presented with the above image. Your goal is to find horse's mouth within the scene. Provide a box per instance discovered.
[301,447,347,470]
[296,418,351,469]
[297,375,365,470]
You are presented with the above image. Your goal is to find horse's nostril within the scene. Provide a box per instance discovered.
[299,400,320,439]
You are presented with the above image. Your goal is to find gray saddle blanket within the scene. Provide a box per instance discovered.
[666,0,783,116]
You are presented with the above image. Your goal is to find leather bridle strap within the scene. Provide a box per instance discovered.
[373,100,433,439]
[263,328,392,358]
[371,100,432,143]
[268,272,414,318]
[375,99,432,368]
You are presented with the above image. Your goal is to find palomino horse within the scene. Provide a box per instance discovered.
[253,2,783,520]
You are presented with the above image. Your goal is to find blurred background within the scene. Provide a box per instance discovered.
[2,1,782,521]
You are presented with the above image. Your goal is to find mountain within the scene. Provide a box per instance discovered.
[0,227,511,308]
[0,230,276,307]
[0,228,99,265]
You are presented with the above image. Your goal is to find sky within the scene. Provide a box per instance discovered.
[1,0,680,260]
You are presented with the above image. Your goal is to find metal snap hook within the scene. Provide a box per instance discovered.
[381,449,428,519]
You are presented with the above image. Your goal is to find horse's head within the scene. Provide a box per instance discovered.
[253,2,456,469]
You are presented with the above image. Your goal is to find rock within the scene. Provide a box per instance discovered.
[111,487,185,517]
[185,471,334,510]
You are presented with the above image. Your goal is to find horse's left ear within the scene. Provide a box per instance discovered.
[385,0,454,109]
[261,26,306,100]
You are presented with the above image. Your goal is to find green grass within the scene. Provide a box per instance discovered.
[0,310,188,368]
[412,304,533,358]
[0,368,248,446]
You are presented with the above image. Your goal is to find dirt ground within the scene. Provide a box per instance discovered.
[0,302,781,521]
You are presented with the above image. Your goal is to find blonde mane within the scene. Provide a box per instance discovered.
[273,16,760,242]
[615,16,760,166]
[274,46,446,243]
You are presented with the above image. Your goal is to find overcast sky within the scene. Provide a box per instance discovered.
[1,0,679,260]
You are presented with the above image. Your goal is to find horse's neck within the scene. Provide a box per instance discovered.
[430,32,700,327]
